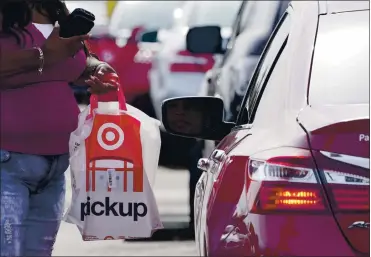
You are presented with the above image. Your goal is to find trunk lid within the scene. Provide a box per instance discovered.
[298,105,370,254]
[298,105,369,158]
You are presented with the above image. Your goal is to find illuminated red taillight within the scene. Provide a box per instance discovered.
[259,187,325,211]
[245,148,370,215]
[246,152,328,213]
[169,50,213,73]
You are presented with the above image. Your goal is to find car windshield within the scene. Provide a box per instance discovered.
[187,1,241,28]
[309,10,369,105]
[112,1,181,30]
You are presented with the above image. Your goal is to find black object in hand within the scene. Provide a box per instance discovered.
[59,8,95,38]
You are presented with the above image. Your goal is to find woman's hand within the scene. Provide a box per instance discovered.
[85,64,120,95]
[42,27,90,65]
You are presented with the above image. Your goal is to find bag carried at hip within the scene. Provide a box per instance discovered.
[64,85,163,241]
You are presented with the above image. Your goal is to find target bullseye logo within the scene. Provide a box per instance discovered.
[97,123,124,151]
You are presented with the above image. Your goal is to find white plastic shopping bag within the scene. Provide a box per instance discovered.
[64,86,163,241]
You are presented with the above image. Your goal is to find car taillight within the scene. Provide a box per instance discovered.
[313,151,369,212]
[246,147,370,215]
[245,147,328,213]
[169,50,213,73]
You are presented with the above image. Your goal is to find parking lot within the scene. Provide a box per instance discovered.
[54,167,197,256]
[0,1,369,257]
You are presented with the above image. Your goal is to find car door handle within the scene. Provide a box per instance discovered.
[211,149,225,162]
[197,158,210,172]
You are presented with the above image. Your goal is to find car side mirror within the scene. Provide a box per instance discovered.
[161,97,234,141]
[186,26,224,54]
[138,29,159,43]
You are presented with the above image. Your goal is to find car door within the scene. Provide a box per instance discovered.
[194,0,249,247]
[199,10,292,256]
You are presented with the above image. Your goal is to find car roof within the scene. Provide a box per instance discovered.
[321,1,369,14]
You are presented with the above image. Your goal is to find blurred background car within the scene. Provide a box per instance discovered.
[161,0,370,256]
[68,1,183,115]
[196,0,289,160]
[149,1,241,121]
[150,0,241,167]
[106,1,184,116]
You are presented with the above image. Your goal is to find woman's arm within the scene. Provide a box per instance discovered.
[0,27,89,81]
[0,48,43,78]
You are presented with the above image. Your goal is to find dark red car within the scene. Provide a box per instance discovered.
[161,1,370,256]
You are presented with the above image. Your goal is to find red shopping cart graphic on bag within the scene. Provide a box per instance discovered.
[85,114,143,193]
[85,85,144,193]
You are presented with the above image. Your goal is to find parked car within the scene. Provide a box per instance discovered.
[107,1,182,116]
[161,1,370,256]
[149,0,241,120]
[203,1,288,121]
[150,0,241,166]
[199,0,289,159]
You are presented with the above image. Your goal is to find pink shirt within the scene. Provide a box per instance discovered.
[0,24,87,155]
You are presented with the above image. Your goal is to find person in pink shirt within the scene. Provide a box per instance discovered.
[0,1,119,256]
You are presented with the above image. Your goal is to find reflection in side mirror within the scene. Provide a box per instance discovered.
[186,26,224,54]
[138,30,159,43]
[161,97,234,141]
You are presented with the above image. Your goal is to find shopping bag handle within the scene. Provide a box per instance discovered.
[89,73,127,117]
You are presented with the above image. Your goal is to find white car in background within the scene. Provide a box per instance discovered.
[109,1,183,45]
[197,1,289,158]
[149,1,242,120]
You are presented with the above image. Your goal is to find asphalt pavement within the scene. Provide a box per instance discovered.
[53,166,198,256]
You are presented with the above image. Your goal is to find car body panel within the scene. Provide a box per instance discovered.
[298,105,370,158]
[195,129,251,255]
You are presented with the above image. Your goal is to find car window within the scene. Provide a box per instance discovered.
[238,1,257,33]
[223,1,247,62]
[111,1,181,31]
[309,11,369,106]
[187,1,241,28]
[239,1,280,33]
[237,12,291,125]
[253,46,289,123]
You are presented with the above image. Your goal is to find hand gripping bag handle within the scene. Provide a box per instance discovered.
[88,73,127,119]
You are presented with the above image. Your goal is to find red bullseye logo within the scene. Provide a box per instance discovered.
[97,123,124,151]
